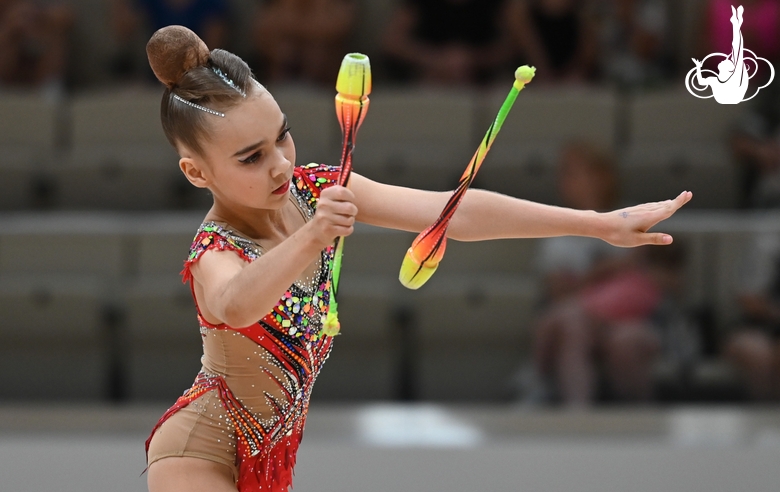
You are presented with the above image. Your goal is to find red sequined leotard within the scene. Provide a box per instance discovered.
[146,163,341,492]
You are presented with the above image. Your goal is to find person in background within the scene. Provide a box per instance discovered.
[381,0,512,86]
[110,0,230,81]
[725,231,780,401]
[530,141,685,407]
[729,80,780,208]
[506,0,597,85]
[251,0,356,86]
[591,0,671,89]
[0,0,73,97]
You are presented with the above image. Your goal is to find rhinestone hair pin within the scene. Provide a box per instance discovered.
[172,94,225,117]
[212,67,246,97]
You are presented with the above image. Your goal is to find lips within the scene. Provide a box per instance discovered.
[272,180,291,195]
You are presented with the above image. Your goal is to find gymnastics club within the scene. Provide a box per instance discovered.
[321,53,372,337]
[398,66,536,290]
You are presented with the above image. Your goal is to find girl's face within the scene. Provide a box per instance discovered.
[186,89,296,212]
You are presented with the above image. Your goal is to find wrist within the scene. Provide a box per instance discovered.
[584,210,611,241]
[295,222,331,253]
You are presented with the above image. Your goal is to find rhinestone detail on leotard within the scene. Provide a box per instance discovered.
[146,163,341,492]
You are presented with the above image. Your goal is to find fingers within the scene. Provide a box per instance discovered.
[639,191,688,229]
[314,185,358,241]
[318,210,355,238]
[329,199,358,218]
[320,184,355,203]
[625,191,692,218]
[644,232,673,246]
[330,220,355,238]
[611,191,690,247]
[320,185,358,216]
[668,190,693,211]
[640,192,691,244]
[650,190,691,213]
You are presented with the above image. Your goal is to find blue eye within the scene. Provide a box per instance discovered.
[240,151,262,164]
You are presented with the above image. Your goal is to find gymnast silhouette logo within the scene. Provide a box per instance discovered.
[685,5,774,104]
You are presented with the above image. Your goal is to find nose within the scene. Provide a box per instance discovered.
[269,144,292,178]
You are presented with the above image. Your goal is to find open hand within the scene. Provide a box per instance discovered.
[601,191,692,247]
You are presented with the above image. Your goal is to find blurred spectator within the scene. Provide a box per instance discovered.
[528,141,686,407]
[506,0,596,85]
[110,0,230,81]
[0,0,73,97]
[252,0,356,86]
[725,231,780,400]
[591,0,671,89]
[730,80,780,208]
[381,0,512,86]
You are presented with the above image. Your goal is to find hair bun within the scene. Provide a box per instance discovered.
[147,25,210,89]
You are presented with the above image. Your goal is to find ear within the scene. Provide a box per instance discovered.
[179,157,210,189]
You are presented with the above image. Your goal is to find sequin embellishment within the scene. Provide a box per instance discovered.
[147,163,341,492]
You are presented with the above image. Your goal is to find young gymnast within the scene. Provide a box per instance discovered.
[144,25,692,492]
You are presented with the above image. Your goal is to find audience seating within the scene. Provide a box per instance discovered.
[620,142,738,208]
[0,72,765,402]
[621,90,744,209]
[123,274,203,400]
[355,88,476,191]
[0,274,108,399]
[0,85,750,212]
[627,90,743,144]
[135,224,201,276]
[0,213,126,276]
[0,94,60,209]
[270,86,341,167]
[475,88,618,204]
[52,90,185,210]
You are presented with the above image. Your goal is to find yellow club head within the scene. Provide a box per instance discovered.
[336,53,372,98]
[399,248,439,290]
[514,66,536,86]
[321,311,341,337]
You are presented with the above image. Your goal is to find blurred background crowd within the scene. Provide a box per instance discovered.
[1,0,780,411]
[3,0,779,93]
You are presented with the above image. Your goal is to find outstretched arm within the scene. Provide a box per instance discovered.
[351,173,692,247]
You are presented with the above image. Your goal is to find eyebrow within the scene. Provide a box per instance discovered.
[232,114,288,157]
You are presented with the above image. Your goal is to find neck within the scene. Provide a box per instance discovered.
[207,196,293,243]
